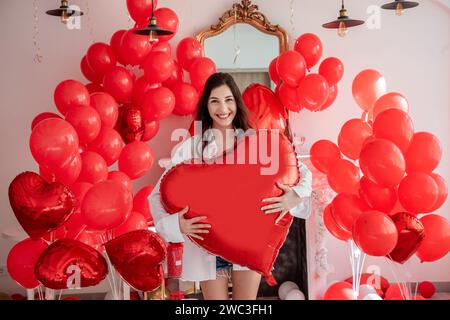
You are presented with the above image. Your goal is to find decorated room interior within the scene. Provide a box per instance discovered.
[0,0,449,301]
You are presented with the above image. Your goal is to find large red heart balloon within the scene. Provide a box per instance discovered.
[104,230,166,292]
[8,172,76,239]
[387,212,425,264]
[35,238,108,289]
[160,130,299,285]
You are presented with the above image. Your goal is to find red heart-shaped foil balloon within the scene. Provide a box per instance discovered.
[104,230,166,292]
[243,84,287,130]
[160,130,299,285]
[387,212,425,264]
[115,106,144,143]
[35,238,108,289]
[8,171,76,239]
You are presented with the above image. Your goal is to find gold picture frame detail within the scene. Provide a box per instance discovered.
[196,0,288,55]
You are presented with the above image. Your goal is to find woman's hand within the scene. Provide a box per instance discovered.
[178,206,211,240]
[261,182,304,224]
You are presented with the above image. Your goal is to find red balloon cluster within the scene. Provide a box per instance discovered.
[268,33,343,112]
[311,69,449,264]
[8,2,210,293]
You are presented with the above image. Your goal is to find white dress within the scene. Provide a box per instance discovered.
[148,130,313,282]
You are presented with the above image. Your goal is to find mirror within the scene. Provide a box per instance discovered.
[195,0,309,300]
[196,0,288,92]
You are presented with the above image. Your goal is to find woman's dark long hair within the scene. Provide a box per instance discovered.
[195,72,251,137]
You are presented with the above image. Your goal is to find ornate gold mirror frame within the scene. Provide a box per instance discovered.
[196,0,288,55]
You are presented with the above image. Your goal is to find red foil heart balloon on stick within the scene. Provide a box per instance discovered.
[115,105,145,143]
[8,172,76,239]
[387,212,425,264]
[160,130,299,285]
[104,230,166,292]
[35,238,108,289]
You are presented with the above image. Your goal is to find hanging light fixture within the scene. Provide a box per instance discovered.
[322,0,364,37]
[133,1,173,43]
[46,0,84,24]
[381,0,419,16]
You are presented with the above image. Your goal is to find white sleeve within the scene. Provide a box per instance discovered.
[289,155,313,220]
[148,137,198,243]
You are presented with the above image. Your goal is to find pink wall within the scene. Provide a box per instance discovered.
[0,0,449,294]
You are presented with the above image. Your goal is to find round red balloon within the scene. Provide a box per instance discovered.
[141,87,175,122]
[171,82,199,116]
[323,204,352,241]
[81,55,102,83]
[132,76,154,108]
[78,151,108,185]
[373,92,409,119]
[359,138,405,187]
[114,211,148,237]
[294,33,323,69]
[327,159,360,194]
[154,7,178,42]
[118,141,154,179]
[108,170,133,193]
[142,121,160,142]
[119,28,153,66]
[65,106,101,144]
[163,60,184,89]
[142,51,175,84]
[318,84,338,111]
[269,57,280,85]
[319,57,344,85]
[7,238,49,289]
[338,119,373,160]
[82,180,133,231]
[86,42,117,79]
[359,176,397,213]
[90,92,119,128]
[133,185,154,223]
[86,82,103,94]
[398,173,439,214]
[176,37,204,71]
[152,41,172,55]
[189,57,217,92]
[331,193,369,233]
[70,181,93,212]
[103,66,134,104]
[31,112,62,131]
[427,173,448,212]
[126,0,157,23]
[54,80,90,115]
[297,74,329,111]
[373,109,414,153]
[110,29,126,59]
[405,132,442,174]
[52,152,82,186]
[310,140,342,174]
[352,69,387,112]
[276,50,306,87]
[88,127,124,166]
[277,82,301,112]
[353,210,398,256]
[30,118,79,170]
[416,214,450,262]
[324,281,355,300]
